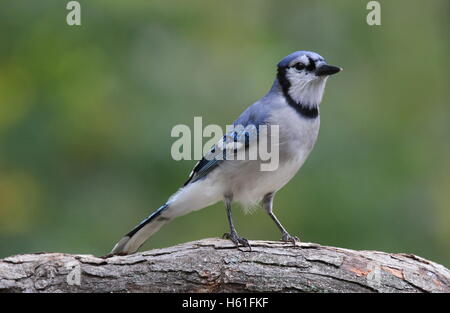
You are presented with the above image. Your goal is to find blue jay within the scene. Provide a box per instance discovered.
[110,51,341,255]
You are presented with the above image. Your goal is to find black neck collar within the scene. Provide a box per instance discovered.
[276,67,319,119]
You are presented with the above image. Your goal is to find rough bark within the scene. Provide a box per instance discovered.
[0,238,449,293]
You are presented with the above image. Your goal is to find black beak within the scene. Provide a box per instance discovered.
[315,64,342,76]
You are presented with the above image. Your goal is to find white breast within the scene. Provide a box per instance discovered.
[230,105,320,211]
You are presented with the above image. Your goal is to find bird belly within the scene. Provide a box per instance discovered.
[228,145,310,211]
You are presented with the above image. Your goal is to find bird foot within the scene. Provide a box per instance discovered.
[100,253,114,259]
[100,252,127,259]
[281,232,300,246]
[223,232,252,250]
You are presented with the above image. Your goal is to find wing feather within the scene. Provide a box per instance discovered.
[183,125,258,186]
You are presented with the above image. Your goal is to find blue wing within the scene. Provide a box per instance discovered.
[183,125,259,186]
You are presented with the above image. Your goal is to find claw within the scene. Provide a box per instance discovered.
[281,232,300,247]
[101,251,127,258]
[223,232,252,250]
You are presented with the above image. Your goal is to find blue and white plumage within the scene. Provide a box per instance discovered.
[110,51,341,255]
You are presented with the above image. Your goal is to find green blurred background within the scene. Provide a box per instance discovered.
[0,0,449,267]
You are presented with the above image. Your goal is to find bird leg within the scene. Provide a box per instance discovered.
[222,196,251,250]
[263,192,300,246]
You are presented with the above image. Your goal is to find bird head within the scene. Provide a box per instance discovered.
[276,51,341,108]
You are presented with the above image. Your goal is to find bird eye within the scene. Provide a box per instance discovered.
[293,63,305,71]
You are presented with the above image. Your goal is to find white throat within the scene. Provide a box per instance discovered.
[285,67,328,109]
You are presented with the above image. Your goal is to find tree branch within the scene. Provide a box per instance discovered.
[1,238,449,293]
